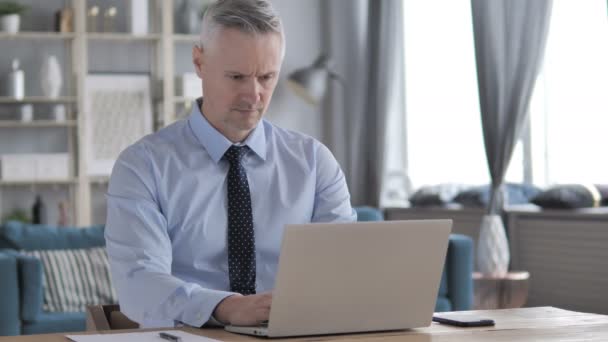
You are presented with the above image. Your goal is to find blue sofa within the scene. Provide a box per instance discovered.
[0,207,473,336]
[354,206,473,312]
[0,221,105,336]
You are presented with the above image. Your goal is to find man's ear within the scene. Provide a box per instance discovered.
[192,45,204,78]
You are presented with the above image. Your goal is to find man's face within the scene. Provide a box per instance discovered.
[193,27,283,142]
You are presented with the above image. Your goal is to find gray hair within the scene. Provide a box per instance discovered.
[199,0,285,59]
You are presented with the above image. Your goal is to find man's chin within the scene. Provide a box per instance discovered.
[234,117,261,132]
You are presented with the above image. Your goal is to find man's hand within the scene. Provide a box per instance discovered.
[213,292,272,326]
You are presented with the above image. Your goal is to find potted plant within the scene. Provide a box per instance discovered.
[0,1,27,34]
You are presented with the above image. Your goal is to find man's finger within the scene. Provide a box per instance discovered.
[259,295,272,308]
[255,307,271,321]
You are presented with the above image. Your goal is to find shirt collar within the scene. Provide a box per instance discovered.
[188,98,267,164]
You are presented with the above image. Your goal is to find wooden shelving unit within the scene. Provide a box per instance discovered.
[0,96,77,104]
[0,32,75,40]
[87,33,162,41]
[0,0,192,225]
[172,34,199,43]
[0,179,78,187]
[0,120,77,128]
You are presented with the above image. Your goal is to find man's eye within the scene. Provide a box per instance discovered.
[260,75,274,81]
[229,75,244,80]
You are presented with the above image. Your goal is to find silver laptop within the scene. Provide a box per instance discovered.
[225,219,452,338]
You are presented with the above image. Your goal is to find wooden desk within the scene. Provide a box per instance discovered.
[2,307,608,341]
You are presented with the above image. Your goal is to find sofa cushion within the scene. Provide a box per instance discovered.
[22,247,117,313]
[18,254,44,322]
[531,184,607,209]
[354,206,384,221]
[21,312,86,335]
[0,252,20,336]
[0,221,105,251]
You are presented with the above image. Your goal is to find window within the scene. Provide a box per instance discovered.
[402,0,523,189]
[529,0,608,185]
[402,0,608,190]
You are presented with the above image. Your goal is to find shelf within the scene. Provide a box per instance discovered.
[0,97,77,104]
[87,33,162,42]
[88,176,110,184]
[0,120,77,128]
[0,32,75,40]
[173,34,199,43]
[0,179,77,186]
[174,96,197,104]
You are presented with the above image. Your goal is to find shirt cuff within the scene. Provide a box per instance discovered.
[179,287,236,327]
[205,314,226,327]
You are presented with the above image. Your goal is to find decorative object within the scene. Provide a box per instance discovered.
[52,104,66,122]
[84,74,152,176]
[476,214,510,277]
[32,195,46,224]
[102,6,117,33]
[0,1,27,34]
[54,6,74,33]
[57,200,69,226]
[86,5,99,32]
[287,54,343,105]
[129,0,148,35]
[19,104,32,122]
[178,0,202,34]
[7,59,24,99]
[40,55,62,99]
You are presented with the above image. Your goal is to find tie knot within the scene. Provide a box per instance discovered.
[224,145,248,165]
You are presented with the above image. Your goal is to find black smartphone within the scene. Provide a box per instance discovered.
[432,314,495,327]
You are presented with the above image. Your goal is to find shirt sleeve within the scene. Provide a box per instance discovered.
[105,144,235,328]
[311,143,358,223]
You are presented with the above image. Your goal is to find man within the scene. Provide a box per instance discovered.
[105,0,355,329]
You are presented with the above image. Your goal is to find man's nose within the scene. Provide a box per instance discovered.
[240,78,262,104]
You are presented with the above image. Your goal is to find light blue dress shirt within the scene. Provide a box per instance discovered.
[105,100,356,328]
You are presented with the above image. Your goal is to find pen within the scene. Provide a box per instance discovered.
[159,332,182,342]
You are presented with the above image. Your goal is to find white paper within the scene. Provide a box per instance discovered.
[66,330,222,342]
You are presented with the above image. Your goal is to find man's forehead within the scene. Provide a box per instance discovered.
[206,32,282,73]
[207,27,282,55]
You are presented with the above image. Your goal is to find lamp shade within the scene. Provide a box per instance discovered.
[287,55,333,105]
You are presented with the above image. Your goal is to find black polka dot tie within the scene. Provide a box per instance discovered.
[224,145,256,295]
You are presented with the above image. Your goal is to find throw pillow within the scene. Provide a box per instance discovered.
[409,184,470,207]
[596,185,608,206]
[22,247,117,312]
[453,183,541,208]
[531,184,605,209]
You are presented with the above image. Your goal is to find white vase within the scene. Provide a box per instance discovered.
[477,214,510,277]
[40,55,63,99]
[0,14,20,34]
